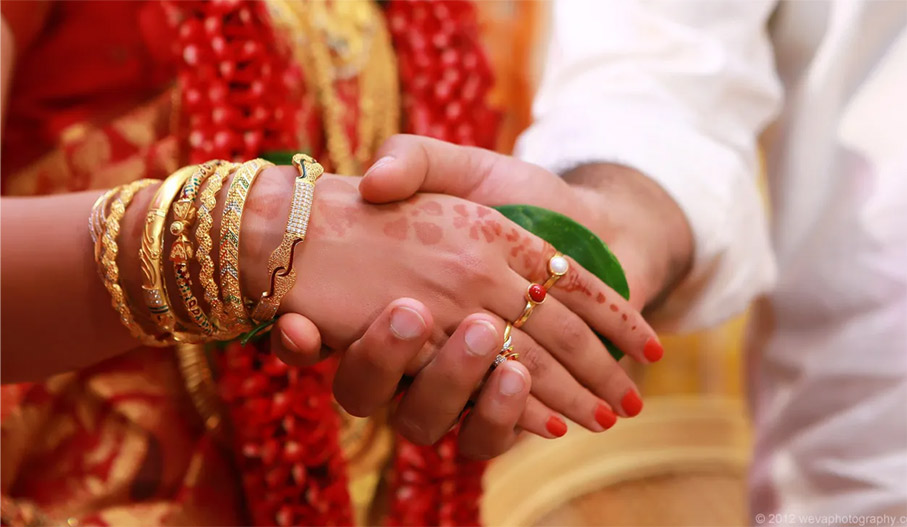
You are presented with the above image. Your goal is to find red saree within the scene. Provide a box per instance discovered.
[0,1,499,525]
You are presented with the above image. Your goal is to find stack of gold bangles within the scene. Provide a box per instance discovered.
[493,252,570,368]
[90,154,322,346]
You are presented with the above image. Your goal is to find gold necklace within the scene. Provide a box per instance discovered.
[266,0,400,174]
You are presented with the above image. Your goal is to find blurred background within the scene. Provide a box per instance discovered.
[476,3,751,525]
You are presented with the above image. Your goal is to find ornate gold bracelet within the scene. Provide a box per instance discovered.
[169,161,221,336]
[219,158,272,328]
[250,154,323,324]
[93,179,167,346]
[90,188,118,262]
[195,162,242,337]
[140,166,201,342]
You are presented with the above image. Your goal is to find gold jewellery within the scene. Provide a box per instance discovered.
[169,161,221,336]
[139,166,201,342]
[195,162,241,337]
[93,155,317,347]
[93,179,164,346]
[493,322,519,369]
[265,0,399,174]
[512,253,570,328]
[250,154,323,324]
[219,158,273,329]
[495,253,570,368]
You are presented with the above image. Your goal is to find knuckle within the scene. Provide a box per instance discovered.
[460,444,496,461]
[569,390,590,415]
[350,342,399,379]
[333,388,373,418]
[516,342,543,376]
[554,317,588,356]
[597,363,631,397]
[395,415,437,446]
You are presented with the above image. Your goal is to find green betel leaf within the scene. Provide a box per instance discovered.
[261,151,299,166]
[494,204,629,361]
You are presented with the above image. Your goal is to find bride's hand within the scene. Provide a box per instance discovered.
[273,300,533,460]
[240,168,660,446]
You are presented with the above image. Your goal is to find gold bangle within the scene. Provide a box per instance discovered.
[93,179,167,346]
[90,188,118,262]
[195,162,242,337]
[140,166,201,342]
[219,158,273,328]
[250,154,323,324]
[169,161,221,336]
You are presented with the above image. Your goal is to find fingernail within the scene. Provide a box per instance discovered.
[621,390,644,417]
[546,416,568,437]
[498,367,526,396]
[280,329,299,353]
[643,337,664,362]
[364,155,395,177]
[595,404,617,430]
[390,306,426,341]
[464,320,498,357]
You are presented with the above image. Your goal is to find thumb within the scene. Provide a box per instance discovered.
[270,313,328,367]
[360,134,499,203]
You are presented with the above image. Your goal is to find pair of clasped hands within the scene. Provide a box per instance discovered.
[242,135,667,460]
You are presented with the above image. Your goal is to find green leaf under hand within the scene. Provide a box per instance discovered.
[494,204,629,361]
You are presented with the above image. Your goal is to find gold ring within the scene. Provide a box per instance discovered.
[493,323,519,368]
[513,282,547,328]
[542,251,569,290]
[512,252,570,328]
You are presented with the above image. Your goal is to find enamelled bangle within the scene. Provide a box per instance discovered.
[140,166,201,342]
[169,161,221,336]
[250,153,323,324]
[219,158,273,328]
[92,179,168,346]
[195,162,242,337]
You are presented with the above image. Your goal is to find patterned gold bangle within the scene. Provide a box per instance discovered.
[93,179,168,347]
[195,162,242,337]
[169,161,221,336]
[250,154,323,324]
[219,158,273,328]
[90,188,118,262]
[140,166,201,342]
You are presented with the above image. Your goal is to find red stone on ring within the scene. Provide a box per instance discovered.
[528,284,547,303]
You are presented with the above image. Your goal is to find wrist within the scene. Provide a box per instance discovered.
[238,165,297,304]
[563,163,693,310]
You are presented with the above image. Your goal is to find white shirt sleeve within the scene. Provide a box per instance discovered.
[515,0,783,332]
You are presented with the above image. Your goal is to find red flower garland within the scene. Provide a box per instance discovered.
[166,0,302,164]
[168,0,501,525]
[385,2,498,525]
[167,2,352,525]
[387,0,500,150]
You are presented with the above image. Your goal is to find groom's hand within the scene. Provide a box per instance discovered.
[360,134,694,311]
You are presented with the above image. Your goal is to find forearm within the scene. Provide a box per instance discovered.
[0,192,143,382]
[0,165,292,383]
[561,163,693,311]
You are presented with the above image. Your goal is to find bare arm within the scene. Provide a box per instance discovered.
[0,191,146,382]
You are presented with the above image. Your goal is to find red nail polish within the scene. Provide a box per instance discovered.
[621,390,643,417]
[595,404,617,430]
[546,416,568,437]
[643,337,664,362]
